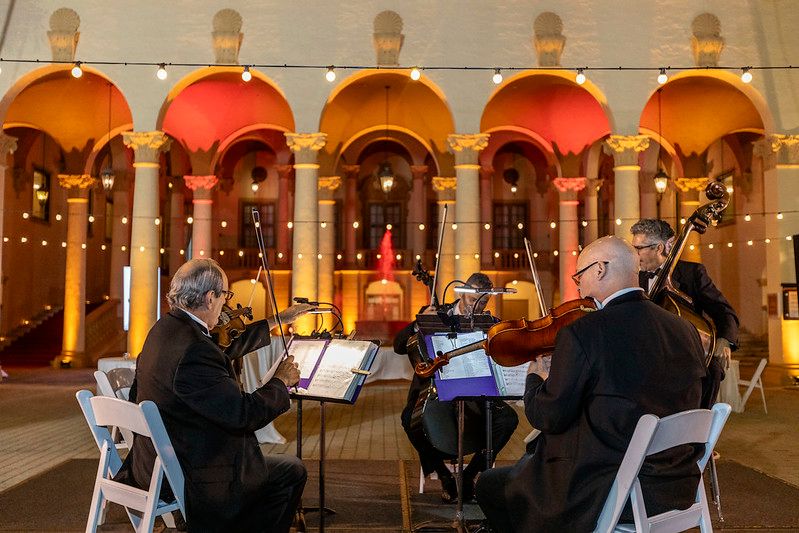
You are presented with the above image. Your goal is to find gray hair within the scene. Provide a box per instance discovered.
[167,258,224,311]
[630,218,675,243]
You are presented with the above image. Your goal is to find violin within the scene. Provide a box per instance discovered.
[211,303,254,348]
[414,297,597,378]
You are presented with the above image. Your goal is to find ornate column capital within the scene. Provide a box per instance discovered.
[432,176,457,191]
[285,132,327,165]
[373,10,405,66]
[184,175,219,192]
[603,135,650,168]
[274,164,294,180]
[673,176,709,192]
[58,174,97,198]
[318,176,341,191]
[212,9,243,64]
[533,12,566,67]
[763,134,799,167]
[123,131,171,165]
[553,177,586,193]
[47,8,80,62]
[410,165,428,180]
[447,133,490,166]
[342,164,361,180]
[0,133,18,157]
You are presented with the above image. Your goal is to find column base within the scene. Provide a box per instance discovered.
[52,351,90,369]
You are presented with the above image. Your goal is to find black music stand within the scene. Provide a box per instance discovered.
[412,314,513,532]
[289,338,379,533]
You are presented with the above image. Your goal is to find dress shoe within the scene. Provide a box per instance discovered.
[440,473,458,504]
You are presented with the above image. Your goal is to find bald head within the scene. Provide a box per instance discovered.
[575,236,639,301]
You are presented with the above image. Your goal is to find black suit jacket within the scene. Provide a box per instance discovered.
[640,260,739,348]
[505,291,706,533]
[129,309,288,533]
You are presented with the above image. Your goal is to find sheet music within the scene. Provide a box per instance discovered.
[430,331,492,380]
[288,339,327,379]
[493,361,528,397]
[305,339,373,399]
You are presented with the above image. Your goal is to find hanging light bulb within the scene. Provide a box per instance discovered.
[575,68,586,85]
[241,65,252,82]
[325,66,336,82]
[657,68,668,85]
[156,63,168,80]
[71,61,83,78]
[251,181,259,192]
[492,68,503,84]
[741,67,753,83]
[410,67,421,81]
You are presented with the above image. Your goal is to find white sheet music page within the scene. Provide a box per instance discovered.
[288,339,327,380]
[430,331,492,380]
[493,361,527,396]
[305,339,372,399]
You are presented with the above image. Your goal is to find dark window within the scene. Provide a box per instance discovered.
[427,201,440,249]
[493,202,527,249]
[240,202,276,248]
[366,202,402,249]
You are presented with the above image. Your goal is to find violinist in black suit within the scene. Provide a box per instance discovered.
[630,218,739,370]
[125,258,312,533]
[475,236,707,532]
[394,272,518,503]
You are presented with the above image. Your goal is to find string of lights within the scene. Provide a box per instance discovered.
[0,57,794,85]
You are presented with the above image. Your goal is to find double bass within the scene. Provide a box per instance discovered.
[648,180,731,365]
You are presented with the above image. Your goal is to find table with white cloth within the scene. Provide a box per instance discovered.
[97,356,136,373]
[365,346,414,383]
[718,359,742,413]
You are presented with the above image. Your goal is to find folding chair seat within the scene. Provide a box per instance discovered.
[738,358,768,414]
[76,389,186,533]
[593,403,732,533]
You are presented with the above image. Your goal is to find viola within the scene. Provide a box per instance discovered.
[414,297,597,378]
[211,303,254,348]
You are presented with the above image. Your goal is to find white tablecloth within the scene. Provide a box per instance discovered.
[241,343,289,444]
[97,356,136,373]
[365,346,414,383]
[718,359,742,413]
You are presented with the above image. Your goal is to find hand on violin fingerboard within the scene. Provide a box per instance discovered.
[528,354,552,380]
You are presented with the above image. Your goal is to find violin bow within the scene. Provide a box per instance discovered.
[251,208,292,363]
[523,237,548,317]
[430,203,448,307]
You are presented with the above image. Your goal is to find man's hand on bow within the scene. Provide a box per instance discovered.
[713,337,732,371]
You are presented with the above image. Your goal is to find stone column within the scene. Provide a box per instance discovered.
[604,135,650,238]
[554,177,586,303]
[409,165,428,260]
[168,178,185,275]
[583,178,602,244]
[286,133,326,334]
[184,175,218,259]
[123,131,171,357]
[672,176,707,263]
[479,166,494,268]
[317,176,339,331]
[755,135,799,372]
[57,174,97,367]
[342,165,360,267]
[437,200,456,300]
[448,133,489,280]
[110,187,131,316]
[275,165,293,264]
[0,134,17,323]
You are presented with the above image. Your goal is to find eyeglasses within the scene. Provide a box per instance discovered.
[571,260,609,285]
[220,290,235,302]
[632,243,659,251]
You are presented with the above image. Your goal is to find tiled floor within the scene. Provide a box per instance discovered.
[1,366,797,502]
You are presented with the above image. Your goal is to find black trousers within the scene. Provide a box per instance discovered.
[474,465,515,533]
[258,454,307,533]
[400,397,518,477]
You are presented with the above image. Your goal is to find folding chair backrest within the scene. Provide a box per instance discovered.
[593,403,732,533]
[94,370,117,399]
[76,389,186,532]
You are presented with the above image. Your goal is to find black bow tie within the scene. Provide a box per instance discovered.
[642,268,661,280]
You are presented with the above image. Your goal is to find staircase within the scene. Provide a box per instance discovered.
[0,310,65,366]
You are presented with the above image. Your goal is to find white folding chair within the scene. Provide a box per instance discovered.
[738,358,768,414]
[593,403,732,533]
[94,370,136,449]
[76,389,186,533]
